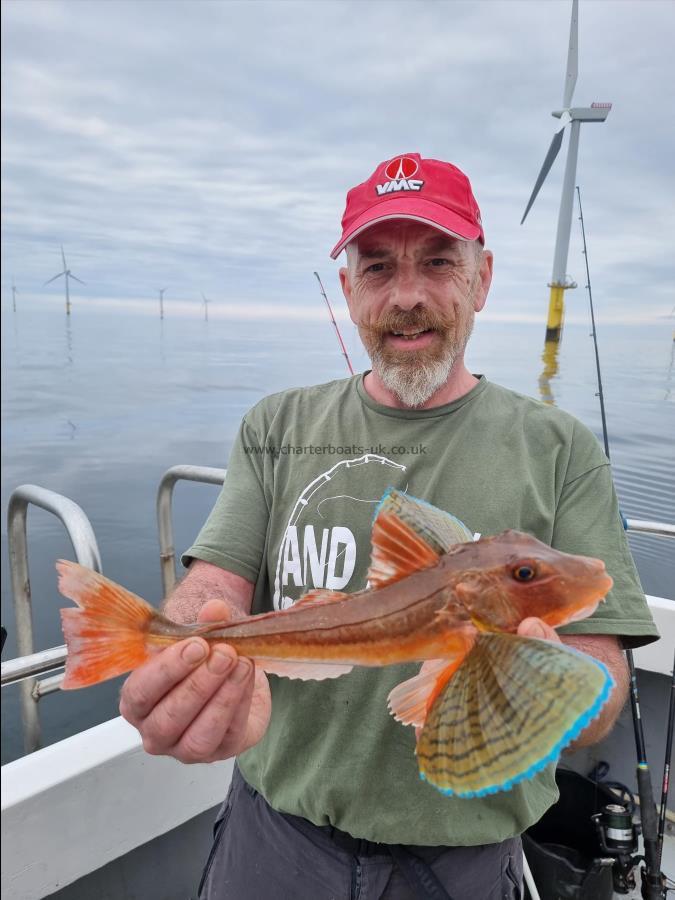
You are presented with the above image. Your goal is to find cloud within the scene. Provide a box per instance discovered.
[2,0,674,322]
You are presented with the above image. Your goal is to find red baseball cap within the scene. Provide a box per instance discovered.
[330,153,484,260]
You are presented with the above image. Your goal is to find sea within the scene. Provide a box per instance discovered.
[1,300,673,765]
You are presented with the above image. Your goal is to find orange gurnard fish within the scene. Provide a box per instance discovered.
[57,489,614,798]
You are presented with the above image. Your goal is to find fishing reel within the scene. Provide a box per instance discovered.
[591,801,640,894]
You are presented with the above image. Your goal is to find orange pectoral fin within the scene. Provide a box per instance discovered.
[387,633,475,728]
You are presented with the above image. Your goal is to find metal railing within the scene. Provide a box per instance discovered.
[4,485,102,753]
[624,518,675,538]
[157,465,226,595]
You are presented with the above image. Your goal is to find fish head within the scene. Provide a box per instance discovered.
[448,531,613,632]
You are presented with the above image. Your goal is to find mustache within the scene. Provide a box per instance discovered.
[361,307,454,336]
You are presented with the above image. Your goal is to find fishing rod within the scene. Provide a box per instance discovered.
[313,272,354,375]
[577,185,668,900]
[656,650,674,874]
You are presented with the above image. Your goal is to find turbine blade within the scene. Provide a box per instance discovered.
[69,274,86,285]
[521,127,565,225]
[44,272,65,286]
[563,0,578,108]
[61,245,67,270]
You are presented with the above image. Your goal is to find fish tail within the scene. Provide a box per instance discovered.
[416,633,613,798]
[57,560,165,689]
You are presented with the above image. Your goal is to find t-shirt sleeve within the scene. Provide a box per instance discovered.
[181,415,270,583]
[551,425,659,648]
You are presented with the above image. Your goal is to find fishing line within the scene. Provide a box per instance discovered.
[314,272,354,375]
[577,185,668,899]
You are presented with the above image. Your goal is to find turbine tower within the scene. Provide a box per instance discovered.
[521,0,611,343]
[201,292,210,322]
[158,288,167,320]
[44,246,85,316]
[12,277,18,312]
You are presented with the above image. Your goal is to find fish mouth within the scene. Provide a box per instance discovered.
[552,569,613,627]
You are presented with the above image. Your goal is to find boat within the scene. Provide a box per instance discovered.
[1,465,674,899]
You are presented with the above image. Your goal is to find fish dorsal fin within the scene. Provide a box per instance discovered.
[375,489,473,555]
[416,633,613,799]
[368,488,472,589]
[294,588,349,607]
[368,510,441,589]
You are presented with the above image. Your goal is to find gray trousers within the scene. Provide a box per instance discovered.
[198,766,523,900]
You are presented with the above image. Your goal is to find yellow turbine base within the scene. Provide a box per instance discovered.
[545,286,565,343]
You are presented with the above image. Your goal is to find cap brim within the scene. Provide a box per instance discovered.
[330,197,482,260]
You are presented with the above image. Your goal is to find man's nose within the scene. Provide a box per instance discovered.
[386,268,426,310]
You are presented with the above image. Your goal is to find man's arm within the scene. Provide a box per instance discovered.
[119,561,272,763]
[518,617,630,750]
[161,558,254,623]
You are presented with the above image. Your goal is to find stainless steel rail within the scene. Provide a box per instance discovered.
[4,485,102,753]
[625,519,675,538]
[157,464,226,596]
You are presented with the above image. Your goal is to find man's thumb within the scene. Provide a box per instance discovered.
[197,598,233,624]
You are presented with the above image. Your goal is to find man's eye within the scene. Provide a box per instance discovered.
[428,258,450,267]
[365,263,386,273]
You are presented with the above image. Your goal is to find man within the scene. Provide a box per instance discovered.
[120,154,658,899]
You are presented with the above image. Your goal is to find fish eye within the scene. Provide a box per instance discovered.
[513,564,536,582]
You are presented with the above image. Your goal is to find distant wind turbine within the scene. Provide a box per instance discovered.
[44,246,85,316]
[12,277,18,312]
[158,288,167,319]
[521,0,611,344]
[201,292,210,322]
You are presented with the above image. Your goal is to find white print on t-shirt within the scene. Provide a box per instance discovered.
[272,454,406,610]
[281,525,356,592]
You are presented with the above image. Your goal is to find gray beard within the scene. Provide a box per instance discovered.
[371,351,457,408]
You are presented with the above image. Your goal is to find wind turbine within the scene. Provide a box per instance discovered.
[201,292,210,322]
[11,277,18,312]
[521,0,611,344]
[44,246,85,316]
[158,288,167,319]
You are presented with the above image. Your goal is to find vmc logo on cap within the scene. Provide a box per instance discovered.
[330,152,485,259]
[376,155,424,195]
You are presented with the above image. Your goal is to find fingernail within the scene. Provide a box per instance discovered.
[532,623,546,638]
[207,648,235,675]
[182,641,207,664]
[231,659,251,683]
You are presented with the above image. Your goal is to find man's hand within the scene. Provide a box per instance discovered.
[517,616,562,643]
[119,599,271,763]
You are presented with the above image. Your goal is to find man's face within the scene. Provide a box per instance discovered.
[339,221,493,407]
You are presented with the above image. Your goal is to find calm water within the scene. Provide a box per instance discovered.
[2,302,673,764]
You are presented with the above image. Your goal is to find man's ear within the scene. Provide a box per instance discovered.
[472,249,493,313]
[339,267,357,324]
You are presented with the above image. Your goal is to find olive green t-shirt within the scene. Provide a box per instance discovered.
[183,374,658,846]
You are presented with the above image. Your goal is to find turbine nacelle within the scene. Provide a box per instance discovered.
[552,104,612,124]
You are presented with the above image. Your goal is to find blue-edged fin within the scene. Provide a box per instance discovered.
[368,489,472,589]
[416,633,613,798]
[374,489,473,553]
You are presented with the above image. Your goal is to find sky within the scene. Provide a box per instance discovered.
[2,0,674,324]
